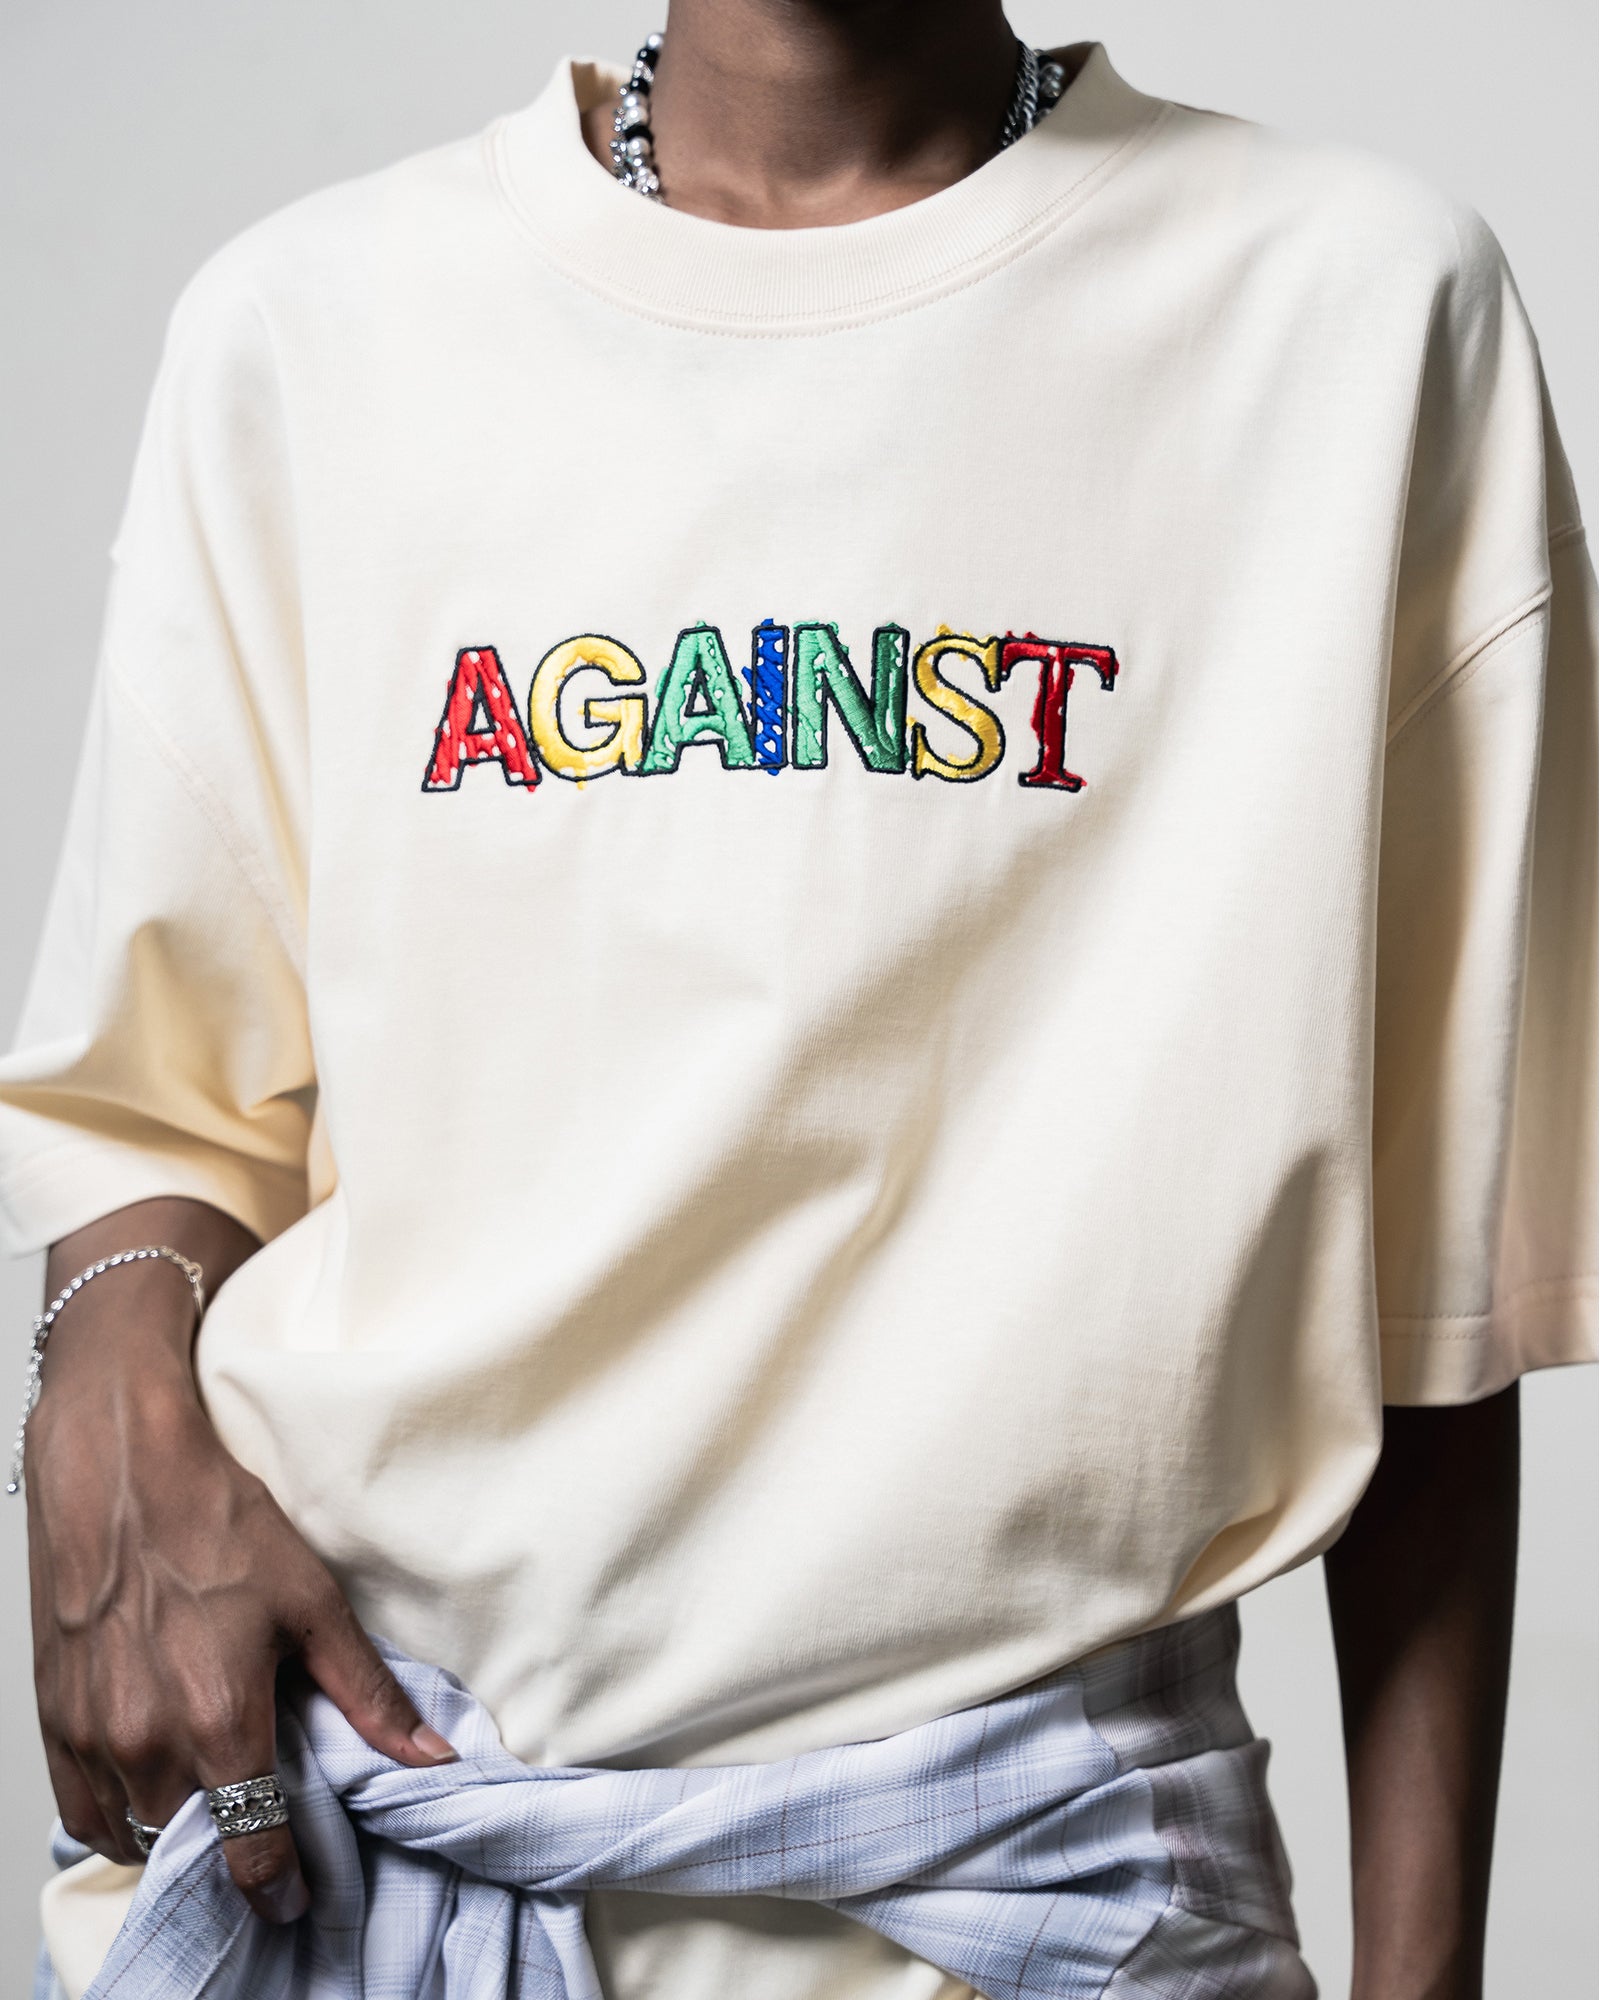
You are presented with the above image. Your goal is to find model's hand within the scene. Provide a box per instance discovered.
[24,1203,457,1925]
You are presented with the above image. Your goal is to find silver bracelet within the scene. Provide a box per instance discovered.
[7,1245,206,1496]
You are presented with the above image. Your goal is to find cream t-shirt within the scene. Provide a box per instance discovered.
[7,44,1595,2000]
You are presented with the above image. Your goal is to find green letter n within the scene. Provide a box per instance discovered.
[791,624,908,773]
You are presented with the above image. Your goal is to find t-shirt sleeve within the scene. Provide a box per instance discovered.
[1373,209,1597,1405]
[0,255,316,1257]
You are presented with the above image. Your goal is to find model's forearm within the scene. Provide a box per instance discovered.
[26,1193,451,1918]
[1325,1384,1519,2000]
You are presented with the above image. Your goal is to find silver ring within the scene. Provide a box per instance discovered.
[206,1773,289,1839]
[124,1807,164,1858]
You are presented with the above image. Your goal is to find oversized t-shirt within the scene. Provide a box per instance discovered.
[5,42,1596,2000]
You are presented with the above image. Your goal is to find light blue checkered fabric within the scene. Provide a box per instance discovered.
[53,1603,1313,1999]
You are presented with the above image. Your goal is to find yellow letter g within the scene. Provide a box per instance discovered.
[527,635,648,781]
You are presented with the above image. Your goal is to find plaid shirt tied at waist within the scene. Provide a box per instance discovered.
[67,1607,1311,2000]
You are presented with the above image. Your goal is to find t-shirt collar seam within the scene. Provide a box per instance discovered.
[480,96,1171,339]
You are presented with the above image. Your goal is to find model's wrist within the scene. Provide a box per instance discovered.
[27,1259,204,1414]
[27,1335,201,1435]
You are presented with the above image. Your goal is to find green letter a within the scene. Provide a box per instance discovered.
[641,624,757,775]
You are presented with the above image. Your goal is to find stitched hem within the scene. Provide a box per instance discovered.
[1378,1280,1597,1404]
[0,1129,307,1260]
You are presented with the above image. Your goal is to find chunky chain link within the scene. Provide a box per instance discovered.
[610,30,1068,203]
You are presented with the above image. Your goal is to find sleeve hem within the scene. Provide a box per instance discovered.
[1379,1280,1598,1404]
[0,1133,308,1261]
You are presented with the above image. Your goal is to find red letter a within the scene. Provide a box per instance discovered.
[422,646,539,792]
[996,636,1119,792]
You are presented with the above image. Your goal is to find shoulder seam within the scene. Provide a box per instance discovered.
[106,670,306,977]
[1385,584,1549,752]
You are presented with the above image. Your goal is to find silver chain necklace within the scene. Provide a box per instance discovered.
[611,31,1066,203]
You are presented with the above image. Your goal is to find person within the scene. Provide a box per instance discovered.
[2,2,1593,1996]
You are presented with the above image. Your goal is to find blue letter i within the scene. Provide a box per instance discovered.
[747,620,787,772]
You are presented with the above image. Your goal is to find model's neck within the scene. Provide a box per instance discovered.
[591,0,1025,227]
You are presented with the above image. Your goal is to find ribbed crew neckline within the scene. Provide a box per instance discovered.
[489,43,1168,335]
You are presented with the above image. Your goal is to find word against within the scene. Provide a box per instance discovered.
[422,621,1120,795]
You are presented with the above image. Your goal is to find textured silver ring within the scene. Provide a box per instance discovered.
[124,1807,164,1858]
[206,1774,290,1839]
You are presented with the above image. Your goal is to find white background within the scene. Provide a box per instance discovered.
[1,4,1594,1995]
